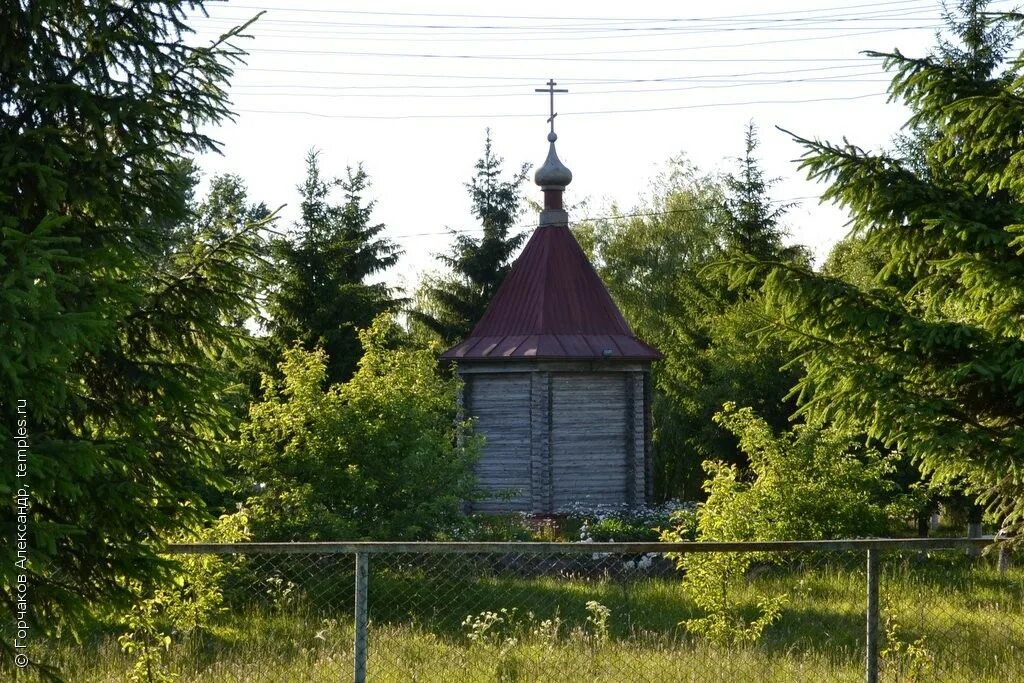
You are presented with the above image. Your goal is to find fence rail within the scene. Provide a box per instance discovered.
[167,537,997,555]
[34,537,1020,683]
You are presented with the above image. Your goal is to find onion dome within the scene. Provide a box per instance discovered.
[534,131,573,189]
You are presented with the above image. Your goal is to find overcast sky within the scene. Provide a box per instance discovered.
[188,0,1016,293]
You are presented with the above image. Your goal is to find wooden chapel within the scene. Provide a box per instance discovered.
[441,86,662,514]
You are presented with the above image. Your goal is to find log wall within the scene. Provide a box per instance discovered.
[463,365,651,514]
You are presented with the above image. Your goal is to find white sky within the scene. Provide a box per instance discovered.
[188,0,1014,293]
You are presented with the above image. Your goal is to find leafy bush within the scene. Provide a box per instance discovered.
[880,594,935,681]
[117,511,251,683]
[235,316,479,540]
[662,403,908,644]
[695,403,902,542]
[663,507,699,542]
[586,518,659,543]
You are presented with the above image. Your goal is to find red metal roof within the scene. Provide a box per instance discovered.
[441,224,662,362]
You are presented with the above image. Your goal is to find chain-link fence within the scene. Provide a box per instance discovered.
[29,538,1022,682]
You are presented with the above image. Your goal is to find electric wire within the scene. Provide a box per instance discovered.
[385,196,824,240]
[229,71,886,92]
[235,92,886,120]
[193,24,939,49]
[210,0,935,22]
[191,1,961,37]
[196,6,945,32]
[237,48,878,63]
[223,63,889,81]
[229,76,890,99]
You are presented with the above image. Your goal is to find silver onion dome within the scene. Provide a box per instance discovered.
[534,131,573,189]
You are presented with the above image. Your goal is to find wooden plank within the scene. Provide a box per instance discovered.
[642,370,653,503]
[530,371,552,514]
[625,372,636,505]
[550,373,629,508]
[466,373,532,512]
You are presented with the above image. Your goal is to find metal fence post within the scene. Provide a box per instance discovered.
[354,552,369,683]
[967,519,983,557]
[865,548,880,683]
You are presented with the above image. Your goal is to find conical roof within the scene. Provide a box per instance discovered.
[440,224,662,362]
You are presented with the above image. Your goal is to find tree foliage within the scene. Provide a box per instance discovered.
[726,2,1024,531]
[823,233,950,533]
[412,130,530,345]
[192,171,274,402]
[236,316,479,541]
[0,1,264,667]
[577,160,725,498]
[821,232,890,292]
[723,123,802,262]
[116,511,251,683]
[580,147,803,500]
[267,150,401,384]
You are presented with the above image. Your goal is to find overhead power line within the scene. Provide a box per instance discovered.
[198,11,940,29]
[236,92,886,120]
[193,0,971,36]
[386,196,824,240]
[230,77,890,99]
[211,0,935,22]
[198,14,943,36]
[230,70,885,91]
[198,21,940,43]
[198,24,940,48]
[226,63,886,81]
[240,48,876,63]
[231,70,885,90]
[198,2,944,31]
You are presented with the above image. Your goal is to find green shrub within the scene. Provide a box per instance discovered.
[695,403,901,542]
[586,518,660,542]
[663,507,699,541]
[117,511,251,682]
[662,403,908,644]
[235,316,479,540]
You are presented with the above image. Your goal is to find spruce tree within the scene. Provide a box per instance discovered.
[190,173,276,426]
[727,1,1024,531]
[412,130,530,345]
[723,122,806,266]
[0,2,266,668]
[267,151,401,384]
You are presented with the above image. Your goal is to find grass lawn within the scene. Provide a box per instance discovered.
[28,551,1024,682]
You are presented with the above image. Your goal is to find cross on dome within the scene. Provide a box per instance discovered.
[534,78,568,137]
[533,78,573,200]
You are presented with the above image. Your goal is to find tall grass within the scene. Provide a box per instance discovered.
[27,552,1024,682]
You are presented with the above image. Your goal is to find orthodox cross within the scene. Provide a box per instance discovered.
[535,79,568,135]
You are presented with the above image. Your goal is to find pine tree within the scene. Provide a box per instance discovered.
[727,1,1024,532]
[0,2,266,668]
[267,151,401,384]
[412,130,530,345]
